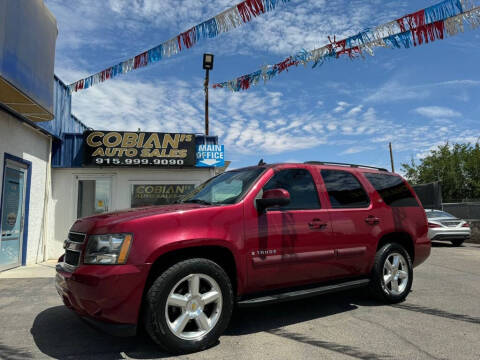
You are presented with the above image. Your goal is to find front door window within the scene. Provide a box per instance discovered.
[0,163,27,270]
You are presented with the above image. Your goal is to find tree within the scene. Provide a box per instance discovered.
[401,142,480,202]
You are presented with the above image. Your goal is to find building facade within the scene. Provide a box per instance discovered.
[0,1,222,271]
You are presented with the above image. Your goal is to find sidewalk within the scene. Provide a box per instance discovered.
[0,260,57,279]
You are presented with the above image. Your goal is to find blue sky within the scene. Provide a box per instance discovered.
[45,0,480,171]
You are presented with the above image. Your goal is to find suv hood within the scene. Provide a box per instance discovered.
[70,203,209,233]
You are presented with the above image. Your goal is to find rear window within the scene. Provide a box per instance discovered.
[426,210,455,219]
[364,173,418,207]
[321,170,370,208]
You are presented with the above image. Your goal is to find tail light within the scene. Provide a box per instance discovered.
[462,223,470,228]
[428,222,441,228]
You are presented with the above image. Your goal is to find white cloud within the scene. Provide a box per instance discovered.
[71,77,324,155]
[365,78,480,104]
[333,101,350,113]
[341,146,374,155]
[414,106,461,119]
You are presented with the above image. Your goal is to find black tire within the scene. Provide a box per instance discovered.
[369,243,413,303]
[144,258,233,354]
[451,239,464,247]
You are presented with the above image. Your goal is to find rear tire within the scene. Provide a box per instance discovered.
[144,258,233,354]
[369,243,413,303]
[451,239,464,247]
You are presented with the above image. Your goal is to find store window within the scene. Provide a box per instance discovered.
[77,179,111,218]
[131,184,195,207]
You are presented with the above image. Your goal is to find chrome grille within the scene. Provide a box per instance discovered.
[65,250,80,266]
[63,231,86,268]
[68,232,86,243]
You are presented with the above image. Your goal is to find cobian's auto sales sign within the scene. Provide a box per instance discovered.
[83,131,196,167]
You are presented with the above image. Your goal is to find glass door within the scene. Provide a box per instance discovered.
[0,162,27,271]
[76,177,112,218]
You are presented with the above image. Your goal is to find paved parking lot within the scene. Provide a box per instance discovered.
[1,243,479,360]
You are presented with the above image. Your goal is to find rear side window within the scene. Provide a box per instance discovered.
[263,169,320,210]
[321,170,370,208]
[364,173,418,207]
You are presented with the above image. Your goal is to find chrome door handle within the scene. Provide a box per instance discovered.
[309,218,327,229]
[365,215,380,225]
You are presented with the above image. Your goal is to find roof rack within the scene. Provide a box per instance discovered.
[304,161,389,172]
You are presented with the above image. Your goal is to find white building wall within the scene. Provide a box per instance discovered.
[0,109,51,265]
[49,167,214,260]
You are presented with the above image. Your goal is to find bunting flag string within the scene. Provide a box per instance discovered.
[68,0,290,93]
[213,0,480,92]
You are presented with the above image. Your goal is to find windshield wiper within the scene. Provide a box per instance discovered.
[182,199,213,205]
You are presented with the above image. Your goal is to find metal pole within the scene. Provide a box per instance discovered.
[389,142,395,172]
[204,69,209,136]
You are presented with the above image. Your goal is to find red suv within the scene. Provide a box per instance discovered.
[56,162,430,354]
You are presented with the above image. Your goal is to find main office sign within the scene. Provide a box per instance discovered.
[196,144,225,167]
[83,131,196,167]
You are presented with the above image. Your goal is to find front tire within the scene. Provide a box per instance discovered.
[144,258,233,354]
[369,243,413,303]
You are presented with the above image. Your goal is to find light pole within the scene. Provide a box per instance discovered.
[203,53,214,136]
[389,142,395,172]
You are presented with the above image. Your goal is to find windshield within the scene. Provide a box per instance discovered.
[426,210,456,219]
[180,168,265,205]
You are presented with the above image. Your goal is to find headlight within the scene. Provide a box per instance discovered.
[84,234,133,265]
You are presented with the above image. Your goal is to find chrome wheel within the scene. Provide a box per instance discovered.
[382,252,409,296]
[165,274,223,341]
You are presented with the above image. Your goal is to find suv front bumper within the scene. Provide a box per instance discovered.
[55,262,150,336]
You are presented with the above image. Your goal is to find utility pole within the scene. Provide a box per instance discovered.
[389,142,395,172]
[202,54,214,136]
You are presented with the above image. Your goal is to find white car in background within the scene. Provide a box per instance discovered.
[426,209,471,246]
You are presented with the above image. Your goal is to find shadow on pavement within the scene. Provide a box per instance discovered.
[431,241,460,248]
[0,342,34,360]
[30,306,169,359]
[226,289,364,336]
[31,290,375,359]
[227,291,391,360]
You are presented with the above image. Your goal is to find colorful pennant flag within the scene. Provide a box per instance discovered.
[68,0,291,93]
[213,0,480,91]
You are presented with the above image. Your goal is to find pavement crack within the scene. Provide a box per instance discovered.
[350,314,442,360]
[390,303,480,325]
[267,328,392,360]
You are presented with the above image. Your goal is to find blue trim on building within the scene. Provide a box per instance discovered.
[0,153,32,266]
[36,76,89,138]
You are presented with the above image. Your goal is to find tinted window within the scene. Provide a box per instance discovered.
[263,169,320,210]
[364,173,418,207]
[321,170,370,208]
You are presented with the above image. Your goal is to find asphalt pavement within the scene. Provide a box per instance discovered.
[1,242,479,360]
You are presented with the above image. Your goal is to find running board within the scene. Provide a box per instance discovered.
[237,278,370,307]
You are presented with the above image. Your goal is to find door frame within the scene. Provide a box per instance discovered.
[73,174,115,223]
[0,153,32,270]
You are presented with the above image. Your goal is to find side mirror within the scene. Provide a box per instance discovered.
[256,188,290,212]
